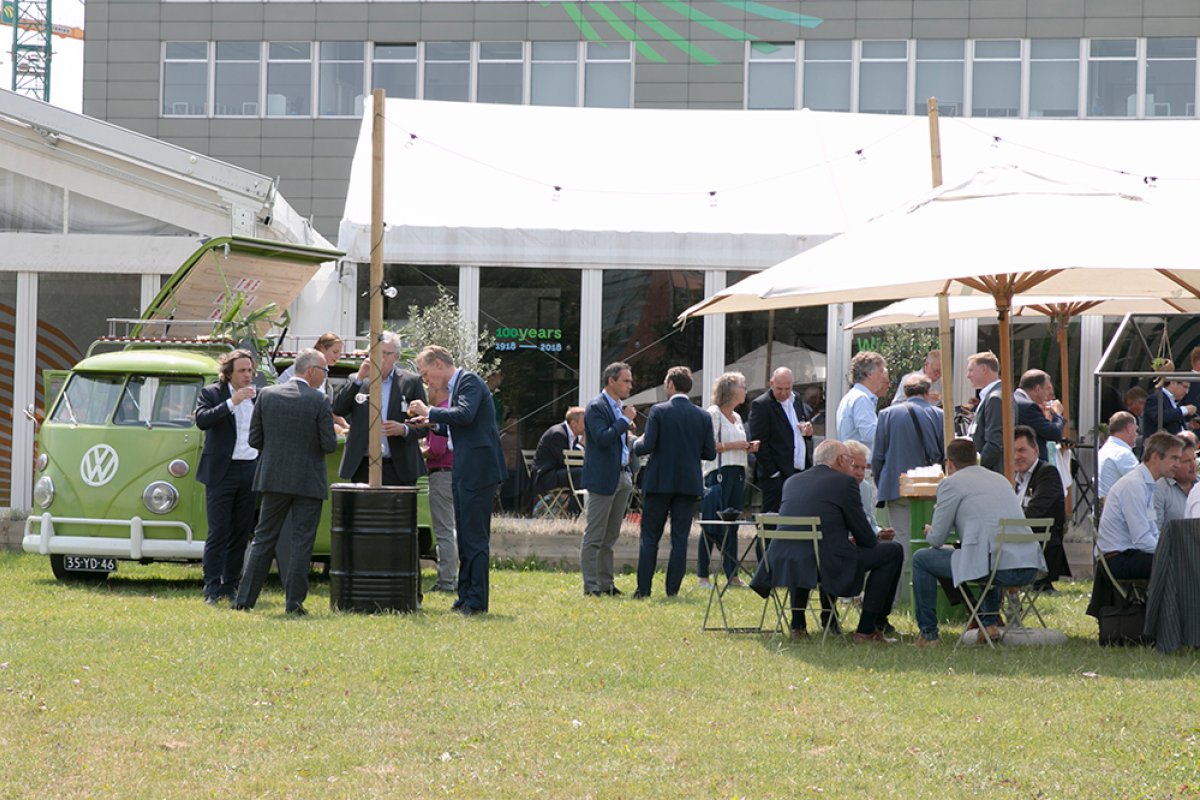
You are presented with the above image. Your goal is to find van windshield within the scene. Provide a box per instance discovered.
[115,376,204,428]
[51,374,124,425]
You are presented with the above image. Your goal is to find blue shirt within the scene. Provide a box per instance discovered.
[836,382,880,451]
[1097,463,1159,554]
[605,390,628,466]
[1097,436,1138,498]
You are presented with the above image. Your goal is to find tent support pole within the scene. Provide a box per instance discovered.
[998,285,1016,482]
[1057,310,1073,515]
[368,88,386,488]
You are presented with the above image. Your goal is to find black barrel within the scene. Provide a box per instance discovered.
[329,484,420,613]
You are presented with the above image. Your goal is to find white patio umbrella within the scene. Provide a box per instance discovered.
[680,165,1200,479]
[846,294,1200,445]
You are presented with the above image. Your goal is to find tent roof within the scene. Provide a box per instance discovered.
[340,98,1200,271]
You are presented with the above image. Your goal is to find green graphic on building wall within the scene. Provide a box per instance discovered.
[550,1,823,64]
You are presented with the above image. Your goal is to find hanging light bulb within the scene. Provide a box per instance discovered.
[405,133,417,150]
[382,284,398,299]
[990,136,1001,151]
[552,185,562,203]
[708,191,718,208]
[1144,175,1159,189]
[855,149,866,163]
[355,392,368,405]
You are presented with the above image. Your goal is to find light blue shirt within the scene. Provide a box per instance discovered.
[836,382,879,450]
[1097,436,1139,498]
[1097,464,1159,554]
[858,477,882,535]
[1153,477,1190,531]
[605,390,629,466]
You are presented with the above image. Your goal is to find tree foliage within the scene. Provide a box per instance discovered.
[399,287,500,379]
[853,325,940,385]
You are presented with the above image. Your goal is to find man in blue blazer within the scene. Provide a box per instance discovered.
[409,345,507,615]
[1014,369,1066,462]
[632,366,716,598]
[195,348,259,605]
[580,362,637,596]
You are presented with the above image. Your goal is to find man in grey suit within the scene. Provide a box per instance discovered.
[234,349,337,615]
[967,351,1006,474]
[912,439,1047,646]
[872,373,944,599]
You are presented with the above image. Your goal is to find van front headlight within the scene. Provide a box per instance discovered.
[142,481,179,514]
[33,476,54,509]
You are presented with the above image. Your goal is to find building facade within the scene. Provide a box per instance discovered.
[76,0,1200,487]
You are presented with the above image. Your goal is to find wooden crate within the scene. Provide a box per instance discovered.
[899,474,942,498]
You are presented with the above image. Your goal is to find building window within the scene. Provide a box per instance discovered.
[1030,39,1079,118]
[859,40,908,114]
[319,42,364,117]
[372,43,417,100]
[531,42,578,107]
[425,42,471,102]
[802,40,851,112]
[215,41,261,117]
[1087,38,1137,117]
[747,43,796,109]
[1146,38,1197,117]
[477,42,524,105]
[266,42,312,117]
[162,42,209,116]
[584,42,632,108]
[915,40,963,116]
[972,40,1021,118]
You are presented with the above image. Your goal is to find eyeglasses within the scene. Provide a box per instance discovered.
[316,366,330,374]
[380,350,397,357]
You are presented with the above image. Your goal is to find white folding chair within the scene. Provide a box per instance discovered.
[956,517,1052,649]
[562,449,588,510]
[523,449,572,519]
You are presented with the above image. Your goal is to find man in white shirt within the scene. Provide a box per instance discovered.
[891,350,943,407]
[1096,431,1184,581]
[1097,411,1140,499]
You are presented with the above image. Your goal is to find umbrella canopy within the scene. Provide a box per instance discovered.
[846,295,1200,329]
[680,165,1200,478]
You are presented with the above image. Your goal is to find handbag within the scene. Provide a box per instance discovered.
[1097,599,1151,647]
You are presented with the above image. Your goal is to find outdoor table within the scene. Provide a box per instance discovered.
[700,518,764,633]
[1144,518,1200,653]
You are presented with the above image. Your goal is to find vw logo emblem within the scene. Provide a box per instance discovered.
[80,444,119,487]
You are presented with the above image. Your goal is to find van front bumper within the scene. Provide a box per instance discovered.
[23,513,202,561]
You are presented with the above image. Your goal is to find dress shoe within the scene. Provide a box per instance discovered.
[584,590,604,597]
[204,595,221,607]
[915,634,939,648]
[454,605,484,616]
[728,575,748,588]
[231,603,252,612]
[788,628,809,641]
[852,630,898,644]
[631,591,650,599]
[286,605,309,616]
[979,625,1002,643]
[605,587,623,596]
[697,578,714,590]
[876,620,898,637]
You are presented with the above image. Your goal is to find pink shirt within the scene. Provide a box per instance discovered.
[424,398,454,469]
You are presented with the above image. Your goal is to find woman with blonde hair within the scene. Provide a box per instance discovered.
[698,371,759,589]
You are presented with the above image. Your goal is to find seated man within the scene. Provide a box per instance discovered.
[751,440,902,643]
[1098,411,1140,499]
[1097,431,1184,581]
[1013,425,1068,594]
[532,407,586,512]
[1154,430,1196,529]
[912,439,1047,647]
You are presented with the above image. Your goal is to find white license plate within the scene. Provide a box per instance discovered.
[64,556,117,573]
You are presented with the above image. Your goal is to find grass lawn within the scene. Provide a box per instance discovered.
[1,550,1198,799]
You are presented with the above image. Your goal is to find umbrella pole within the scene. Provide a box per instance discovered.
[927,99,954,454]
[1058,311,1073,515]
[998,288,1016,482]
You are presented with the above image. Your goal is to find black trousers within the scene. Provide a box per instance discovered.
[1106,549,1154,581]
[791,540,903,634]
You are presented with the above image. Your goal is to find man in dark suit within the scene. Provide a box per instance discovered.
[1143,378,1195,437]
[332,331,428,485]
[580,363,637,596]
[195,348,259,605]
[409,345,507,615]
[631,366,716,598]
[532,406,585,511]
[234,349,337,615]
[1013,425,1068,593]
[968,351,1006,473]
[1014,369,1066,462]
[748,366,813,514]
[752,440,902,641]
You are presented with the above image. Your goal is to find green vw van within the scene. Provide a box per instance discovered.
[24,236,432,582]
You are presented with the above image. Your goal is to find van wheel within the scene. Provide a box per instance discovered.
[50,555,110,584]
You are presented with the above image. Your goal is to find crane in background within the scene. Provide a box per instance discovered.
[2,0,85,102]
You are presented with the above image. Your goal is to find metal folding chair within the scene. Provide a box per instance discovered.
[1096,548,1149,605]
[562,449,588,513]
[1070,455,1096,527]
[956,517,1053,649]
[523,449,572,519]
[752,515,847,642]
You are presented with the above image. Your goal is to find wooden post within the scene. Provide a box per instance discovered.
[368,88,385,488]
[928,98,955,452]
[997,282,1016,482]
[764,309,775,388]
[1057,309,1073,515]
